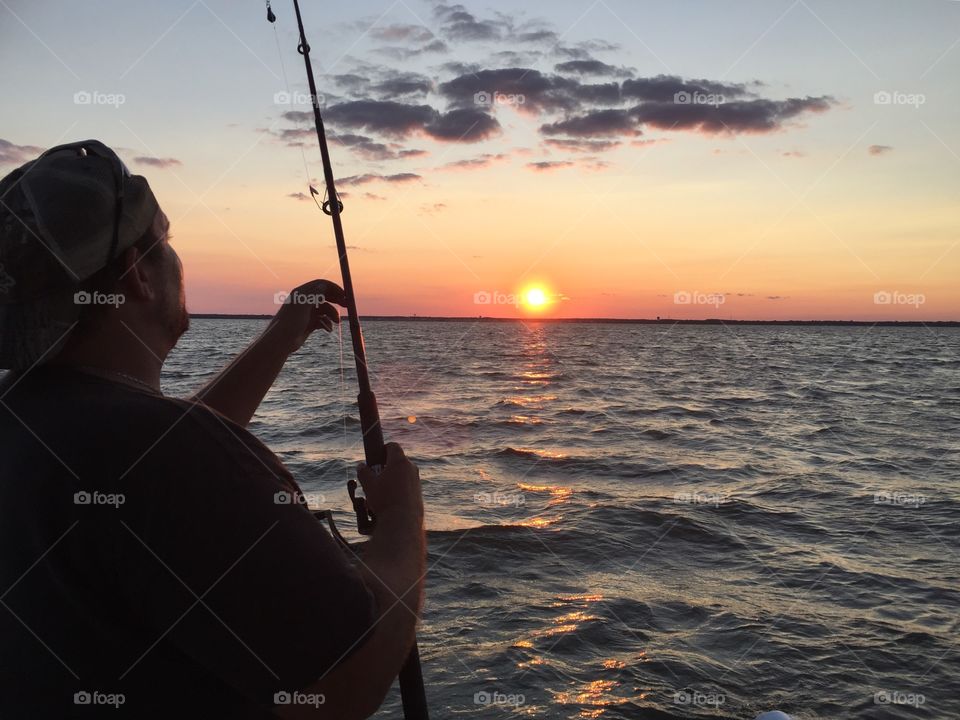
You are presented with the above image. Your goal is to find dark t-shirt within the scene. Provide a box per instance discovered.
[0,367,375,718]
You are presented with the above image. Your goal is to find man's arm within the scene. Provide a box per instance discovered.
[277,444,426,720]
[190,280,344,426]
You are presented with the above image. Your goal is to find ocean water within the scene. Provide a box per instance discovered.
[163,319,960,720]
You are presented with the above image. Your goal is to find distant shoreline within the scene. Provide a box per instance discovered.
[190,314,959,327]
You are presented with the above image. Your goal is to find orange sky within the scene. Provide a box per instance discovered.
[2,0,958,320]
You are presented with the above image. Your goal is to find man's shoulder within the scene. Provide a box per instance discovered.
[1,367,291,485]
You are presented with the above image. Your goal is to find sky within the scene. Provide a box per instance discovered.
[1,0,958,320]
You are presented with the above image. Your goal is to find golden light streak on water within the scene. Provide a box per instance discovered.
[518,515,563,529]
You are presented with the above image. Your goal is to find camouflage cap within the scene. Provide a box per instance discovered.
[0,140,161,370]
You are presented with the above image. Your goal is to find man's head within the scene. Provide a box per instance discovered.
[0,140,188,371]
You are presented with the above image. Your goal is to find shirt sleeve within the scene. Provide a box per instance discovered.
[111,400,377,706]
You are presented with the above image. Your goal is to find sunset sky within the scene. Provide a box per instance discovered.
[1,0,958,320]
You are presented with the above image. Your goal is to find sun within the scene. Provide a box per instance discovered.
[523,286,549,310]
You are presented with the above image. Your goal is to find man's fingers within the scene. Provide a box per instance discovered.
[385,442,406,465]
[356,463,377,491]
[293,279,346,306]
[318,301,340,326]
[306,302,340,333]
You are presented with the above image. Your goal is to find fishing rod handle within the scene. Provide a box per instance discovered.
[399,641,430,718]
[357,388,386,469]
[349,388,384,534]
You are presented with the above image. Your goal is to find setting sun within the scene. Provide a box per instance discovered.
[524,287,548,310]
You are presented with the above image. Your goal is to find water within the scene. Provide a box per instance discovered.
[164,320,960,719]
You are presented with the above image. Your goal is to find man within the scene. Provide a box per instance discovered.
[0,140,425,718]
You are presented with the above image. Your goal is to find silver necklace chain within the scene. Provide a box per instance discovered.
[77,366,161,394]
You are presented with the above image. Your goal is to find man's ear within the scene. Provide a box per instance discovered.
[117,246,157,302]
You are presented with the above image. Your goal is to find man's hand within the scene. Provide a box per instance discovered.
[189,279,346,427]
[357,443,424,523]
[276,442,425,720]
[268,279,347,355]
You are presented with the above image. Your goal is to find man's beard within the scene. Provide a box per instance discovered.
[166,287,189,342]
[159,266,189,344]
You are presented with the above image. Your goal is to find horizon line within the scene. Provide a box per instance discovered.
[188,314,960,326]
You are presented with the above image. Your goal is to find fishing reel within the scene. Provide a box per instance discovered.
[348,478,376,535]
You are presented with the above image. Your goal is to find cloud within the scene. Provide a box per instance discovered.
[370,24,435,43]
[868,144,893,156]
[555,60,630,78]
[439,68,575,112]
[329,132,428,161]
[369,73,434,99]
[438,153,508,170]
[766,295,788,300]
[579,157,611,171]
[420,202,447,214]
[514,29,559,44]
[544,138,623,152]
[0,139,43,166]
[527,160,575,172]
[630,95,833,135]
[437,60,480,76]
[437,70,825,143]
[424,108,501,141]
[275,127,315,144]
[541,109,640,137]
[134,156,182,168]
[553,40,620,61]
[325,100,438,137]
[267,6,836,174]
[337,172,422,187]
[323,100,500,143]
[434,2,508,41]
[621,75,753,102]
[327,74,368,94]
[288,192,311,201]
[375,39,449,61]
[569,81,622,105]
[490,49,544,66]
[782,150,805,158]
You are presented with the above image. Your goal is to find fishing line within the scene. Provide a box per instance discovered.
[265,3,430,715]
[268,5,313,186]
[338,309,348,489]
[269,0,349,515]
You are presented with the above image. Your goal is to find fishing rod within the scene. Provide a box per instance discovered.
[266,2,429,718]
